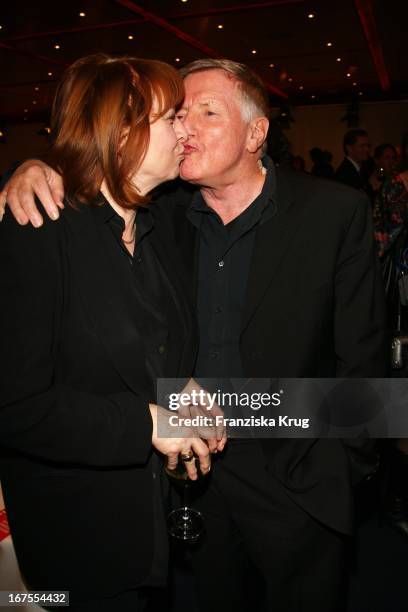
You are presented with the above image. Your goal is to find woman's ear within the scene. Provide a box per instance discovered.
[247,117,269,153]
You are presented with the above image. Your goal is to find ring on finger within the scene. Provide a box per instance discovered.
[181,450,194,462]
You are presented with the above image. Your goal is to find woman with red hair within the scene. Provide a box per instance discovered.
[0,54,212,610]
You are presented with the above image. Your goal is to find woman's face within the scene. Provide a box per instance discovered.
[135,106,187,192]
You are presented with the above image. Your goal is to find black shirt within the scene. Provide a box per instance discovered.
[188,158,277,379]
[95,195,169,587]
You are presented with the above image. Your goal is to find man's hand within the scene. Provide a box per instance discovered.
[149,404,211,480]
[0,160,64,226]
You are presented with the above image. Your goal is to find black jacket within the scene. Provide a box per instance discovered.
[0,199,197,599]
[335,157,366,191]
[162,165,387,534]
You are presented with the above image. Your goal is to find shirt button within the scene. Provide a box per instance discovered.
[218,260,224,268]
[210,351,219,359]
[158,344,166,355]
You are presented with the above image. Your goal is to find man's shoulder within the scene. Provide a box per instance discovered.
[277,165,366,210]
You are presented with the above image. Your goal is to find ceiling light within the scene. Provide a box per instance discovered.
[346,72,351,78]
[308,13,315,19]
[128,35,134,40]
[358,91,363,96]
[299,85,304,90]
[32,100,37,105]
[175,58,180,63]
[181,0,188,3]
[34,86,39,91]
[54,44,60,50]
[48,71,53,76]
[336,57,342,62]
[352,82,357,86]
[269,63,275,68]
[288,77,293,83]
[79,12,86,17]
[311,95,316,99]
[326,42,333,47]
[24,108,28,113]
[251,49,257,54]
[217,24,223,29]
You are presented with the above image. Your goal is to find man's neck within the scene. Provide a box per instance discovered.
[200,162,267,225]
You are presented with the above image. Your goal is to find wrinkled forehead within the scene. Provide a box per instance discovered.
[182,69,241,106]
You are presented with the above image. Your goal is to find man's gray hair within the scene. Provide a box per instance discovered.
[180,59,269,124]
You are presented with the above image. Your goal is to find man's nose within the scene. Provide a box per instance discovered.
[174,117,188,141]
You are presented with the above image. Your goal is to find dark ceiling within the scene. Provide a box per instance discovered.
[0,0,406,124]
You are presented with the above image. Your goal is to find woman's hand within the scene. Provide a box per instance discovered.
[149,404,211,480]
[0,160,65,226]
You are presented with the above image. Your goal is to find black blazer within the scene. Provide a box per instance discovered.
[163,166,387,535]
[0,200,197,599]
[335,157,366,191]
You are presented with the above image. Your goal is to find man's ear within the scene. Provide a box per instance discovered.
[247,117,269,154]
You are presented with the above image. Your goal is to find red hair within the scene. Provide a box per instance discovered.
[46,54,184,208]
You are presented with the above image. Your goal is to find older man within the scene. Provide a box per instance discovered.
[1,59,386,612]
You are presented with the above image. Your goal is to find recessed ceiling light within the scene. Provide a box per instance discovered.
[0,25,3,30]
[34,86,39,91]
[358,91,363,96]
[48,71,53,76]
[299,85,304,90]
[128,35,134,40]
[288,77,293,82]
[54,44,60,50]
[217,24,223,29]
[251,49,257,54]
[269,63,275,68]
[326,42,333,47]
[32,100,37,105]
[79,12,86,17]
[336,57,342,62]
[311,95,316,99]
[181,0,188,3]
[24,108,28,113]
[352,82,357,86]
[175,58,180,63]
[308,13,315,19]
[346,72,351,78]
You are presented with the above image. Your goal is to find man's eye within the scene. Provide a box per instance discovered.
[206,111,216,116]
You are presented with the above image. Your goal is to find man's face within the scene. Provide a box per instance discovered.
[177,70,251,186]
[347,135,370,164]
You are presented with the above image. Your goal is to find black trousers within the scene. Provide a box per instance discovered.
[190,440,348,612]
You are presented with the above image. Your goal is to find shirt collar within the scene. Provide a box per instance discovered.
[346,156,361,172]
[187,155,277,229]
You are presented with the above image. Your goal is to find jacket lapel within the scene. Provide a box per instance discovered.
[64,207,147,394]
[240,168,305,334]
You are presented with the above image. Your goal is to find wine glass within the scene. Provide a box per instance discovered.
[165,457,205,543]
